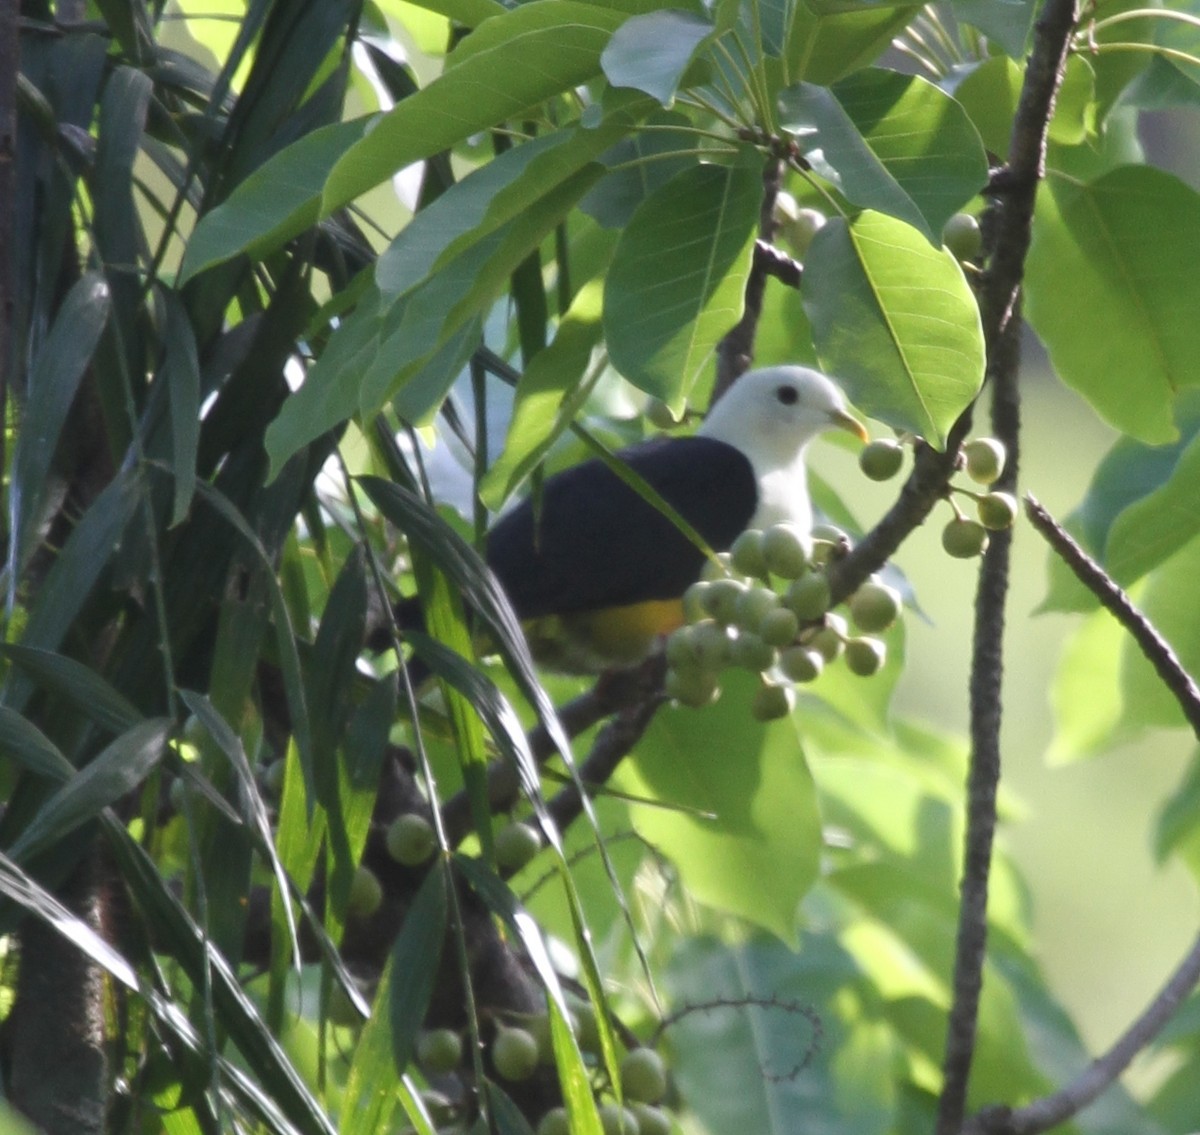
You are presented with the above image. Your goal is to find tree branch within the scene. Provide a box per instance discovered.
[936,1,1081,1131]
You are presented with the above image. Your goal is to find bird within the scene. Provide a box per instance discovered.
[473,364,867,674]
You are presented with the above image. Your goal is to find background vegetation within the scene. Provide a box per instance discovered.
[3,1,1200,1134]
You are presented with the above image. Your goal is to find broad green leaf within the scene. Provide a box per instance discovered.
[952,55,1023,156]
[8,719,170,864]
[340,956,402,1135]
[779,70,989,241]
[1047,607,1127,762]
[178,117,370,283]
[1120,536,1200,730]
[382,0,504,27]
[10,273,110,577]
[600,9,713,105]
[620,671,821,944]
[801,212,985,447]
[389,863,449,1073]
[479,277,606,509]
[322,2,628,213]
[604,161,760,408]
[666,935,895,1135]
[1049,55,1097,145]
[1025,166,1200,444]
[953,0,1037,58]
[785,2,920,85]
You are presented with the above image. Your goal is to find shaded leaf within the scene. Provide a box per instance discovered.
[162,290,201,526]
[600,9,714,105]
[0,709,74,782]
[604,161,760,408]
[0,644,141,736]
[389,863,449,1074]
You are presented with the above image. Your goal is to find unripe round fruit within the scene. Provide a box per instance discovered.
[859,438,904,481]
[779,645,824,683]
[810,524,850,567]
[700,553,734,582]
[963,438,1006,485]
[631,1104,671,1135]
[977,491,1018,531]
[759,605,800,648]
[753,682,795,721]
[809,613,847,663]
[702,578,745,625]
[417,1028,463,1074]
[347,865,383,918]
[495,821,541,871]
[386,813,437,867]
[943,212,983,261]
[620,1047,668,1104]
[538,1108,572,1135]
[783,206,826,258]
[681,582,709,623]
[942,518,990,559]
[785,573,832,621]
[849,581,902,633]
[731,632,776,673]
[599,1104,640,1135]
[734,585,779,633]
[492,1027,540,1081]
[762,524,813,579]
[645,399,680,430]
[665,626,701,672]
[729,529,767,577]
[262,758,287,795]
[844,637,887,677]
[572,1001,601,1053]
[665,667,720,708]
[690,621,733,671]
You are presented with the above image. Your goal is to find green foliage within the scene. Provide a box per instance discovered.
[5,1,1200,1134]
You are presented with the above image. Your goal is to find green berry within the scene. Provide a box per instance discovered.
[600,1104,640,1135]
[810,524,851,565]
[701,578,745,625]
[681,581,710,623]
[809,613,847,663]
[858,438,905,481]
[942,517,990,559]
[417,1028,463,1074]
[347,865,383,919]
[762,524,813,579]
[729,529,767,577]
[630,1104,671,1135]
[262,758,287,795]
[621,1048,668,1104]
[753,682,795,721]
[848,581,902,634]
[690,621,733,671]
[386,813,437,867]
[731,632,776,673]
[645,399,680,429]
[492,1027,540,1081]
[844,637,887,677]
[779,646,823,683]
[785,573,832,621]
[734,585,779,633]
[943,212,983,261]
[977,491,1018,531]
[665,667,720,708]
[963,438,1006,485]
[538,1108,572,1135]
[495,821,542,871]
[571,1001,601,1053]
[699,553,734,582]
[759,605,800,648]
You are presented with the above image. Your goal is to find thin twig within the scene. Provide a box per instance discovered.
[1023,495,1200,735]
[936,0,1081,1131]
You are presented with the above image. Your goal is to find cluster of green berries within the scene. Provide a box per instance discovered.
[384,811,543,872]
[856,434,1018,560]
[412,1011,673,1135]
[665,523,899,720]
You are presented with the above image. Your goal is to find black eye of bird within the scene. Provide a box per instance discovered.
[776,385,799,405]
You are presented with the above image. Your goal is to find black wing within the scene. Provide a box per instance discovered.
[486,436,757,620]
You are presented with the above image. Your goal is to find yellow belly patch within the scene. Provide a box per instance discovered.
[522,599,686,674]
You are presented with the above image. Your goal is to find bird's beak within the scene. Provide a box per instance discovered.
[830,408,869,442]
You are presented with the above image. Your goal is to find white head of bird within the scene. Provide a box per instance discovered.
[699,365,866,534]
